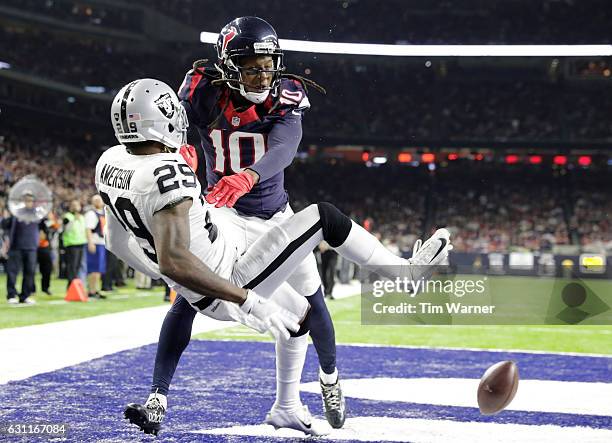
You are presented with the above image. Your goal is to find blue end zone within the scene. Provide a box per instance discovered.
[0,341,610,442]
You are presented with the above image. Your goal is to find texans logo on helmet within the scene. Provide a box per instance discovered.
[220,26,238,59]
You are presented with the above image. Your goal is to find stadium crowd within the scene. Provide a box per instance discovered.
[0,26,177,91]
[1,0,611,301]
[3,63,611,144]
[2,0,140,32]
[433,165,571,253]
[1,129,609,260]
[3,17,612,144]
[1,133,610,304]
[569,171,612,250]
[4,0,610,44]
[131,0,612,44]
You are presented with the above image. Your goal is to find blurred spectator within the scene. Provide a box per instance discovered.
[85,194,106,299]
[102,251,126,291]
[62,199,87,287]
[318,241,339,299]
[433,165,569,253]
[37,212,60,295]
[134,270,152,289]
[2,192,39,304]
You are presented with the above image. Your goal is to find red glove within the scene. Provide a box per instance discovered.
[205,171,256,208]
[179,144,198,171]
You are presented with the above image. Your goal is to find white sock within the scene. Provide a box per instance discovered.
[146,391,167,410]
[334,221,406,278]
[319,367,338,385]
[273,334,308,412]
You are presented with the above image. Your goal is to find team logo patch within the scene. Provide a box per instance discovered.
[231,116,241,127]
[154,93,175,119]
[220,26,238,58]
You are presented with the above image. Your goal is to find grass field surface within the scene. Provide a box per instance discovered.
[2,273,611,355]
[196,292,612,355]
[0,274,166,329]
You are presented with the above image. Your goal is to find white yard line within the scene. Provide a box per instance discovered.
[0,305,234,385]
[301,378,612,417]
[335,341,612,358]
[5,279,604,386]
[0,282,362,385]
[200,417,612,442]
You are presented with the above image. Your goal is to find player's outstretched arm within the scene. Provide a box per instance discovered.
[151,198,247,304]
[151,197,300,339]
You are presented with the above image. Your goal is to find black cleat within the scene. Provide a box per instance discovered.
[124,397,165,436]
[320,377,346,429]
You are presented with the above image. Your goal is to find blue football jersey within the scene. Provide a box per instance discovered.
[178,69,310,219]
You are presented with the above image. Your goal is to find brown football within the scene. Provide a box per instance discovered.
[477,361,519,415]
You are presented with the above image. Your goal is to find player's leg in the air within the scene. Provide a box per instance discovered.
[232,202,451,297]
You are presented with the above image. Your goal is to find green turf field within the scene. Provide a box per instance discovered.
[196,275,612,355]
[0,274,166,329]
[2,273,611,355]
[196,294,612,354]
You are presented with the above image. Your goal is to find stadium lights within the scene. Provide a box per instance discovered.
[421,153,436,163]
[553,155,568,166]
[505,154,520,164]
[372,156,387,164]
[200,32,612,56]
[529,155,543,164]
[398,152,413,163]
[84,86,106,94]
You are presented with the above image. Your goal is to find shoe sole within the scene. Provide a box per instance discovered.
[265,414,328,436]
[325,410,346,429]
[124,404,160,436]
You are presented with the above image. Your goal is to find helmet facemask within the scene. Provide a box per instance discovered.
[148,104,189,152]
[218,53,284,104]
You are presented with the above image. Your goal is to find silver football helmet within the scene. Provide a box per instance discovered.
[110,79,188,151]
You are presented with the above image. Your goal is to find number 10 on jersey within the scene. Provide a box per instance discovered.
[209,129,267,174]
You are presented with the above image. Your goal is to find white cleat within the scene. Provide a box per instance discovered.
[407,228,453,282]
[264,405,331,436]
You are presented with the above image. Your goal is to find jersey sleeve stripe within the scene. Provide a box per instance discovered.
[188,72,203,101]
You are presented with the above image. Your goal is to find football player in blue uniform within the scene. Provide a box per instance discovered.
[130,17,346,435]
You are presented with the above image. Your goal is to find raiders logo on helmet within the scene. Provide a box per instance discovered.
[154,93,176,119]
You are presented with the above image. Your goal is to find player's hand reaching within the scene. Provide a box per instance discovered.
[240,290,300,341]
[205,170,256,209]
[178,144,198,171]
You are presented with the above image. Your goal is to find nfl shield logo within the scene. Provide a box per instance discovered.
[231,116,240,127]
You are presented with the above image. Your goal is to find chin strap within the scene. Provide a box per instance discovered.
[239,88,270,104]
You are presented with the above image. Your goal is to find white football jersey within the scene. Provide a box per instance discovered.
[95,145,237,303]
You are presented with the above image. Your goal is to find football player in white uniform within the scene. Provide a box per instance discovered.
[100,78,452,436]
